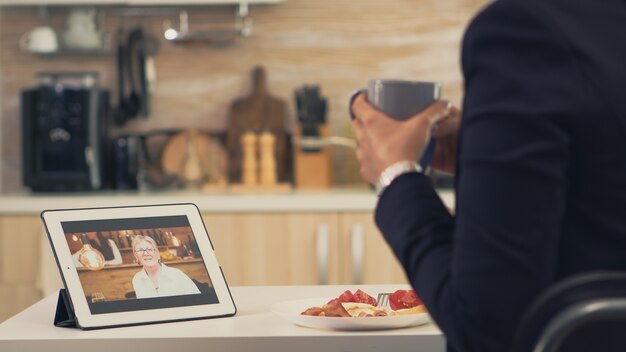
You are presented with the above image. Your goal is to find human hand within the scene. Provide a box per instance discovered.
[350,92,452,185]
[431,105,461,175]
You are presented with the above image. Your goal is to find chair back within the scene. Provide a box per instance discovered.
[511,271,626,352]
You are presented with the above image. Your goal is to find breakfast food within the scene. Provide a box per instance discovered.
[334,289,378,306]
[301,289,379,317]
[342,302,389,317]
[301,298,351,317]
[300,289,425,318]
[389,289,423,311]
[392,305,427,315]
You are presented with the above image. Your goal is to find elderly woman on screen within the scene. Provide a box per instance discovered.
[131,235,200,299]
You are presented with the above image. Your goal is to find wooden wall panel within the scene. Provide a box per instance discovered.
[0,0,488,191]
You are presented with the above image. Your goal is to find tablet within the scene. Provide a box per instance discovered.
[41,203,236,329]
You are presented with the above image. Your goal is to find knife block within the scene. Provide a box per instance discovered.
[293,123,333,188]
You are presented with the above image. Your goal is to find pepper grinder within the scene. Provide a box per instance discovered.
[259,131,277,186]
[182,129,205,188]
[241,131,258,186]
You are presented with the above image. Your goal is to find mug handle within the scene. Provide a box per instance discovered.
[348,88,366,120]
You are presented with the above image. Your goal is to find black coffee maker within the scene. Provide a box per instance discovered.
[21,72,110,192]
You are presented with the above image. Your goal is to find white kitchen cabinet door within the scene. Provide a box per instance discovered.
[202,212,340,286]
[339,212,410,285]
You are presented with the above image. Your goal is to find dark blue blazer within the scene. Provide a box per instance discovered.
[375,0,626,351]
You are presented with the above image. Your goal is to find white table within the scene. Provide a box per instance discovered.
[0,285,445,352]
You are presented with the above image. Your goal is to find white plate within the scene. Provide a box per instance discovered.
[271,297,430,331]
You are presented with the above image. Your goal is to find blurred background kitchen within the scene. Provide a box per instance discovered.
[0,0,486,322]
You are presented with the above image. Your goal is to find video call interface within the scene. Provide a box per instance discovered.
[61,215,219,314]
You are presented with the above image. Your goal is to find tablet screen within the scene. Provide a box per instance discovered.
[61,215,219,314]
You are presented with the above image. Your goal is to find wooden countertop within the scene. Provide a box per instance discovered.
[0,189,455,214]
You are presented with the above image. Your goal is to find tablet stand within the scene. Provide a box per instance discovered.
[54,289,77,328]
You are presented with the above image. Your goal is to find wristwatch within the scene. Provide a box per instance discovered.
[375,161,423,196]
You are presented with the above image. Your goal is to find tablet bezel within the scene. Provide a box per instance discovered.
[41,203,236,329]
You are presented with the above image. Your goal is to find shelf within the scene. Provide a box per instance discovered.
[8,1,281,49]
[0,0,124,5]
[0,189,456,214]
[129,0,282,4]
[29,47,111,56]
[0,0,283,6]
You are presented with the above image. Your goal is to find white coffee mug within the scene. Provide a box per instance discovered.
[62,8,103,50]
[20,26,59,54]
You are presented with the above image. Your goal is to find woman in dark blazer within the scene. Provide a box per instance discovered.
[351,0,626,351]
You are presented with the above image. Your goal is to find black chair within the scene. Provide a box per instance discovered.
[511,271,626,352]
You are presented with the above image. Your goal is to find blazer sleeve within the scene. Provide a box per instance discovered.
[375,1,583,351]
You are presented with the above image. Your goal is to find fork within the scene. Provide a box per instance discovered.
[377,293,391,309]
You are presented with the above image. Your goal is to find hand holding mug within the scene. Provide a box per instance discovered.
[349,79,457,185]
[430,104,461,175]
[351,92,452,184]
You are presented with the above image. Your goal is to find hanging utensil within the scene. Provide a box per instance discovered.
[123,27,142,119]
[112,28,129,126]
[140,27,160,102]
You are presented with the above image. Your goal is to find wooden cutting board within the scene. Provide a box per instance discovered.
[161,129,227,188]
[226,66,290,183]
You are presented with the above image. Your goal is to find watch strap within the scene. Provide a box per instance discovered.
[375,161,423,196]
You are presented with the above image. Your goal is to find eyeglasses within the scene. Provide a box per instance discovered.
[134,247,156,254]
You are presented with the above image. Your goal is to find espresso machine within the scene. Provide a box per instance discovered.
[21,72,110,192]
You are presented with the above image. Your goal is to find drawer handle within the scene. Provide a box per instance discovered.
[316,223,330,285]
[351,223,365,284]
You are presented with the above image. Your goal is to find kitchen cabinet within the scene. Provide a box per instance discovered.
[0,216,44,324]
[203,211,409,287]
[0,189,453,322]
[203,212,342,286]
[0,211,393,321]
[339,212,409,285]
[0,0,282,6]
